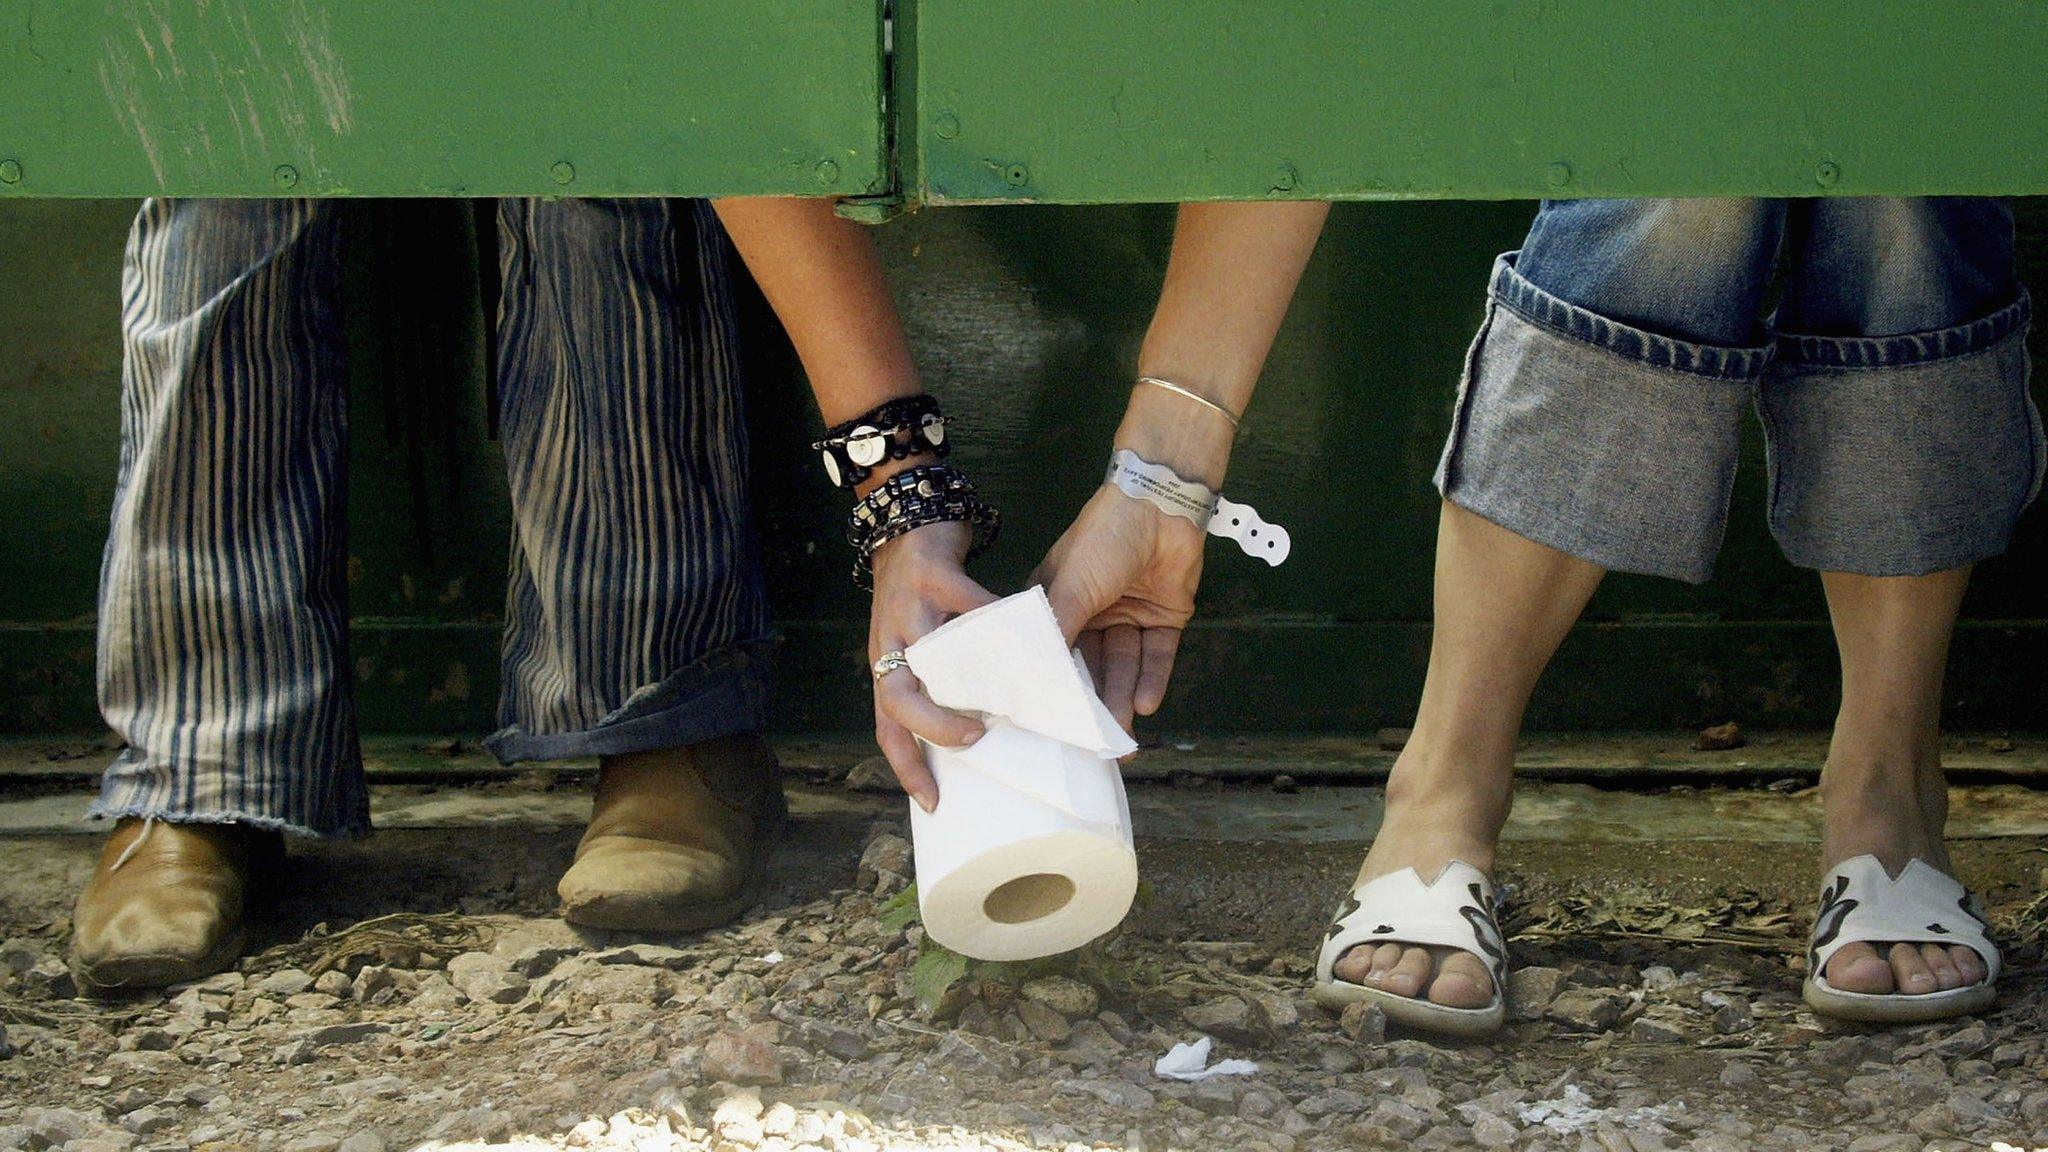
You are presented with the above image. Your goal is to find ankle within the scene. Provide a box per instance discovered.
[1383,748,1514,832]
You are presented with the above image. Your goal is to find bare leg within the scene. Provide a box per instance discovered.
[1333,502,1605,1007]
[1816,566,1988,995]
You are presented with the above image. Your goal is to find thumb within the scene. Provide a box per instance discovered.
[1042,567,1105,645]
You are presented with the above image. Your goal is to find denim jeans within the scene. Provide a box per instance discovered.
[94,198,770,838]
[1438,197,2042,582]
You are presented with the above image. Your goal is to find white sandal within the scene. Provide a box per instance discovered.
[1311,861,1507,1038]
[1803,855,1999,1023]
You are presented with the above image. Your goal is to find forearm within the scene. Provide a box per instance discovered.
[712,197,922,426]
[1119,201,1330,487]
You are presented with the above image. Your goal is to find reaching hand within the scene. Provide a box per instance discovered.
[867,520,999,812]
[1033,486,1207,734]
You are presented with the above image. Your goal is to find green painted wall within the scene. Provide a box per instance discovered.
[4,199,2047,737]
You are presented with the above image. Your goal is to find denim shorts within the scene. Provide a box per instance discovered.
[1437,197,2042,582]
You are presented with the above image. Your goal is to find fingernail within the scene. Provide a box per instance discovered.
[963,727,985,744]
[917,793,938,815]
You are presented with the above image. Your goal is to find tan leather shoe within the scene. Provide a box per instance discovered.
[558,734,787,932]
[71,818,277,995]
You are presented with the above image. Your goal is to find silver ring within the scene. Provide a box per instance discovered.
[872,650,911,680]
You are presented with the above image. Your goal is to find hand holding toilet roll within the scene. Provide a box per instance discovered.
[903,587,1142,960]
[868,521,1000,813]
[1034,481,1208,732]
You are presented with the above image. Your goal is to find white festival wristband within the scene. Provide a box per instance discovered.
[1104,449,1290,566]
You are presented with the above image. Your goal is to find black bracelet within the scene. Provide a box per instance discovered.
[847,464,1001,588]
[812,395,952,488]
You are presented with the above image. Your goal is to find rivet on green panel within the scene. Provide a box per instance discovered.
[1547,161,1573,187]
[550,161,577,186]
[0,159,22,185]
[274,164,300,189]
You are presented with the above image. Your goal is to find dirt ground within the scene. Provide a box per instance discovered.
[1,777,2045,1152]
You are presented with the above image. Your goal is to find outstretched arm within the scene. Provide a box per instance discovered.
[1036,200,1330,730]
[714,197,995,811]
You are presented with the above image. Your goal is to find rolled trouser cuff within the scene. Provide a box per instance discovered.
[1436,257,1765,583]
[89,748,372,840]
[486,637,775,764]
[1763,294,2041,575]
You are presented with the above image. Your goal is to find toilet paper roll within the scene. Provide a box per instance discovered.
[905,586,1137,759]
[911,720,1137,961]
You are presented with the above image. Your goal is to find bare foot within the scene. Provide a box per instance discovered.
[1330,764,1509,1009]
[1817,757,1988,995]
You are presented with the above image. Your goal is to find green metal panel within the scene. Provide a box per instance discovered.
[0,2,884,198]
[910,1,2048,204]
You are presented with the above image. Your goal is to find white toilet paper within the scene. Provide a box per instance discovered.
[902,587,1140,961]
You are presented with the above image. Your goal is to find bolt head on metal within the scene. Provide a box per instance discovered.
[933,113,962,140]
[815,159,841,186]
[273,164,300,189]
[550,161,576,186]
[1003,163,1029,187]
[0,159,21,185]
[1547,161,1572,187]
[1271,163,1299,193]
[1816,160,1841,187]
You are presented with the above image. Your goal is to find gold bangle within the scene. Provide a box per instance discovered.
[1135,376,1243,429]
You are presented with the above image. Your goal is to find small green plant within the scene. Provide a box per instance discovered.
[876,881,1127,1015]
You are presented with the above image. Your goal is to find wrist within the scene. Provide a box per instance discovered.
[1113,385,1234,489]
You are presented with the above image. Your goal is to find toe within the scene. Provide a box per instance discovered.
[1427,950,1495,1010]
[1332,944,1372,986]
[1889,942,1938,995]
[1918,942,1962,991]
[1380,946,1433,998]
[1950,945,1988,986]
[1367,942,1406,984]
[1824,942,1895,994]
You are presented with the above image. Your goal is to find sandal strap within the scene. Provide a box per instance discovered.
[1809,856,2000,983]
[1315,861,1507,994]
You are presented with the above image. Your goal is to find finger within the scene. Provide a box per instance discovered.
[879,673,986,748]
[1099,624,1142,732]
[874,713,937,814]
[1077,630,1105,693]
[924,563,1000,616]
[1044,573,1103,646]
[1132,627,1182,716]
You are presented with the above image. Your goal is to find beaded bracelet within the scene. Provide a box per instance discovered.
[846,464,1001,588]
[812,395,952,488]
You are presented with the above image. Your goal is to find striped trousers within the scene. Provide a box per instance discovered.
[94,198,771,838]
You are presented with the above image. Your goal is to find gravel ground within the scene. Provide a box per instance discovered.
[1,784,2045,1152]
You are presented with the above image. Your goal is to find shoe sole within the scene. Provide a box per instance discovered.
[560,800,789,934]
[1802,976,1996,1024]
[1312,977,1506,1039]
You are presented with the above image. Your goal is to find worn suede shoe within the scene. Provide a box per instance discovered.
[71,817,277,995]
[557,734,787,933]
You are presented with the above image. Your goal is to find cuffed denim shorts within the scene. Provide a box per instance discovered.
[1437,197,2042,582]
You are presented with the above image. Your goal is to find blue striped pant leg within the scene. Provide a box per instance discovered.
[484,198,772,763]
[94,198,369,838]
